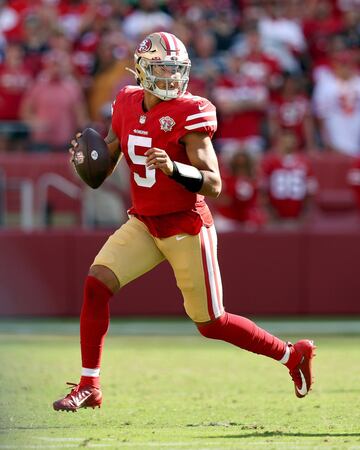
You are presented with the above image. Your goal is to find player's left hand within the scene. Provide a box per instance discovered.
[145,147,174,176]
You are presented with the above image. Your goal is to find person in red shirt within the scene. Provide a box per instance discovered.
[213,26,282,158]
[21,49,89,152]
[261,130,317,220]
[0,42,32,120]
[269,74,316,151]
[53,32,315,412]
[214,150,266,229]
[0,42,32,151]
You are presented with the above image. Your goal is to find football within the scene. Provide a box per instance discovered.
[72,128,111,189]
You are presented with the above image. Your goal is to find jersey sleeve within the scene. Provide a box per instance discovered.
[112,85,140,115]
[179,97,218,139]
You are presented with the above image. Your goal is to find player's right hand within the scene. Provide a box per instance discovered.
[68,132,82,164]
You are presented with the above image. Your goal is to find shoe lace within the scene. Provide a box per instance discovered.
[65,382,81,398]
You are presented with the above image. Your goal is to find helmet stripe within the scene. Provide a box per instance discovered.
[160,32,179,55]
[159,32,171,55]
[167,33,179,52]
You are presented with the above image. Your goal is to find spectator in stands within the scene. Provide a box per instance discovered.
[313,49,360,156]
[269,74,316,151]
[20,49,89,152]
[213,43,269,159]
[0,0,20,51]
[122,0,174,40]
[87,32,134,123]
[230,24,282,92]
[339,8,360,50]
[21,13,51,77]
[213,149,266,231]
[261,129,317,222]
[302,0,345,68]
[188,30,223,99]
[258,0,307,73]
[0,42,32,151]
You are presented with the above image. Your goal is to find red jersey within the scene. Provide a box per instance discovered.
[214,75,268,140]
[261,152,314,219]
[270,95,311,148]
[216,173,265,225]
[111,86,217,237]
[0,65,32,120]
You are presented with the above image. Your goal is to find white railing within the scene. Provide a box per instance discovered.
[3,177,35,230]
[37,173,83,227]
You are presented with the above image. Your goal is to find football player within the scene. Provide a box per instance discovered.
[53,32,315,412]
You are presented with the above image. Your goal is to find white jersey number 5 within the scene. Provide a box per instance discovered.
[127,134,155,188]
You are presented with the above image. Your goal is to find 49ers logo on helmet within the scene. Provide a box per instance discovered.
[137,38,152,53]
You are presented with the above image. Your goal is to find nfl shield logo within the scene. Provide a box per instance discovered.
[159,116,175,132]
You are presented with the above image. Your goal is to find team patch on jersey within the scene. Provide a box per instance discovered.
[159,116,175,132]
[137,38,152,53]
[139,115,146,124]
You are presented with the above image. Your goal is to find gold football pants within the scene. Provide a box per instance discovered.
[92,216,224,322]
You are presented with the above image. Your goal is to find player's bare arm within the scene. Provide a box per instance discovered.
[182,132,222,198]
[145,132,221,198]
[104,126,122,173]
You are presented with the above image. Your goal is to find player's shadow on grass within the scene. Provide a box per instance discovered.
[207,431,360,438]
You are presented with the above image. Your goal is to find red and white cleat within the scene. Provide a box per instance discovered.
[289,340,316,398]
[53,383,102,412]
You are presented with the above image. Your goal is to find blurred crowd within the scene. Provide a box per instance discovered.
[0,0,359,228]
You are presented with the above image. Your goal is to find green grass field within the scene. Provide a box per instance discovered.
[1,318,360,450]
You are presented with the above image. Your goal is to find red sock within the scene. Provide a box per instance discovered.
[79,275,113,388]
[197,312,288,361]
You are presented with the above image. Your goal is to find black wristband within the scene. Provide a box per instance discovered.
[170,161,204,193]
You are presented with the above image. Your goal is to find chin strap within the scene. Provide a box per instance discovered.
[169,161,204,193]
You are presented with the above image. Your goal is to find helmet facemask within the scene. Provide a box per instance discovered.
[136,57,191,100]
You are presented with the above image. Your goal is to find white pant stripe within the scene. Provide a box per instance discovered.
[201,227,222,318]
[209,225,223,310]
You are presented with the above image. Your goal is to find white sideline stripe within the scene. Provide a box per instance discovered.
[186,111,216,121]
[81,367,100,377]
[201,227,222,318]
[184,120,217,130]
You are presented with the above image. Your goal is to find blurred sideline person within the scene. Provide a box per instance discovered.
[53,32,315,412]
[21,50,89,152]
[261,130,317,222]
[213,150,266,231]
